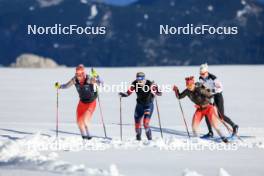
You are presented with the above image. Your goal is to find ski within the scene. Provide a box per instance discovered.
[200,135,237,143]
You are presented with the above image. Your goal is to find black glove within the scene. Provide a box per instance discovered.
[212,89,216,93]
[119,92,128,97]
[173,85,179,98]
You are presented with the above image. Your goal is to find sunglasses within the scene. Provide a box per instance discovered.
[136,76,145,81]
[76,73,84,78]
[200,72,207,76]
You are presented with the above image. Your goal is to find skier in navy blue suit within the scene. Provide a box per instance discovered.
[119,72,162,141]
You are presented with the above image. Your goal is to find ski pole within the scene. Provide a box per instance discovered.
[97,94,107,138]
[119,97,123,141]
[56,88,59,139]
[219,117,244,142]
[215,106,232,135]
[215,107,244,142]
[177,98,191,138]
[155,96,163,139]
[55,88,60,149]
[91,68,108,138]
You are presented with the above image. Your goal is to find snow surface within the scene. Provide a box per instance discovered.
[0,66,264,176]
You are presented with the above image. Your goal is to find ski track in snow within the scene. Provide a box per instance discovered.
[0,129,263,176]
[0,133,121,176]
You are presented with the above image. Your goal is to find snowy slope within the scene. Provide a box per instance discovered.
[0,66,264,176]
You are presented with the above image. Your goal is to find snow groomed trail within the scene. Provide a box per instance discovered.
[0,66,264,176]
[0,124,264,176]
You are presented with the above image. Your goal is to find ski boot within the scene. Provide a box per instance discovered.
[146,129,152,140]
[232,125,239,137]
[201,131,214,139]
[82,135,92,140]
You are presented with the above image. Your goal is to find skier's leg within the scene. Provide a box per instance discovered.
[135,117,143,141]
[215,93,238,135]
[77,101,87,138]
[77,118,86,137]
[223,115,237,129]
[143,103,154,140]
[208,105,228,143]
[134,103,144,140]
[83,100,97,138]
[215,93,233,126]
[192,109,203,137]
[83,111,92,138]
[77,115,87,138]
[214,93,225,118]
[202,116,214,138]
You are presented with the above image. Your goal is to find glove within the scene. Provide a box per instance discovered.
[173,85,179,97]
[55,82,61,89]
[119,92,128,98]
[212,89,216,93]
[91,68,98,78]
[173,85,178,92]
[151,83,162,96]
[156,90,162,96]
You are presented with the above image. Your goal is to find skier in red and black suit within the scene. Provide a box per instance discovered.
[119,72,162,141]
[55,64,103,140]
[173,76,228,143]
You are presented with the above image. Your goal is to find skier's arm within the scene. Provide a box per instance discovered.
[213,79,223,93]
[55,77,75,89]
[173,85,188,99]
[88,75,103,88]
[90,68,104,86]
[178,89,189,99]
[119,85,135,97]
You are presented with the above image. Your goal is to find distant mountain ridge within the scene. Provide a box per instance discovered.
[0,0,263,66]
